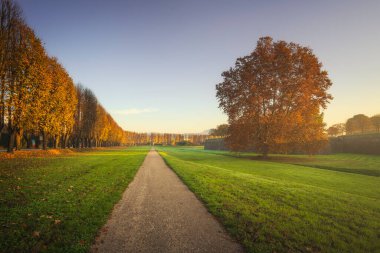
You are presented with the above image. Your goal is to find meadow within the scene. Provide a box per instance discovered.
[158,146,380,253]
[0,147,149,253]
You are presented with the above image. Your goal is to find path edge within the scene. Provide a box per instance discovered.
[156,149,246,252]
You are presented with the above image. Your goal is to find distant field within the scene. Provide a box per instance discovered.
[158,146,380,253]
[0,147,149,253]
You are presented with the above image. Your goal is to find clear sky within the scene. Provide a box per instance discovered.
[17,0,380,133]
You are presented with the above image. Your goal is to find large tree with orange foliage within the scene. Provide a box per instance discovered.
[216,37,332,156]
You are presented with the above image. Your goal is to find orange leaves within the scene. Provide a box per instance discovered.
[0,149,74,160]
[216,37,332,155]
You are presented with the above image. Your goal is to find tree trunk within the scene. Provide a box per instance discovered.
[25,132,32,149]
[62,134,68,148]
[15,129,22,150]
[7,129,15,153]
[0,79,5,131]
[54,135,60,149]
[42,131,48,150]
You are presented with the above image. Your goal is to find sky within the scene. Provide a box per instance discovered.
[17,0,380,133]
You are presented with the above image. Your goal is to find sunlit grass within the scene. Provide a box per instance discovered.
[158,146,380,253]
[0,147,149,253]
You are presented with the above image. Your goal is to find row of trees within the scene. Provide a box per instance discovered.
[0,0,132,152]
[149,133,207,145]
[0,0,74,152]
[124,132,208,146]
[216,37,332,156]
[327,114,380,137]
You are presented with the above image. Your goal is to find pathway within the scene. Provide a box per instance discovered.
[91,149,243,253]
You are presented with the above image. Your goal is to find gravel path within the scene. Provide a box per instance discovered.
[91,149,243,253]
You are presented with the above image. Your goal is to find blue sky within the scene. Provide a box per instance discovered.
[18,0,380,133]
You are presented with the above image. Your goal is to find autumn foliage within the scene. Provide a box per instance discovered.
[0,0,135,152]
[216,37,332,155]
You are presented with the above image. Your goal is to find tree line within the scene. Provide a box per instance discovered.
[0,0,136,152]
[125,132,208,146]
[327,114,380,137]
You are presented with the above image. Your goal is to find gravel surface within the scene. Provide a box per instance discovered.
[91,149,244,253]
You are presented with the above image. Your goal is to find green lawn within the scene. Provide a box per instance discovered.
[158,146,380,253]
[0,147,149,253]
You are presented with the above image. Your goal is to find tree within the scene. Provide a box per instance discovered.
[370,114,380,133]
[0,0,23,134]
[346,114,372,135]
[81,88,97,147]
[94,104,108,147]
[335,123,346,136]
[216,37,332,156]
[46,57,77,148]
[210,124,229,137]
[327,123,345,137]
[0,1,53,152]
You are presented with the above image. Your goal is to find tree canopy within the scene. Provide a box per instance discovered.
[216,37,332,155]
[209,124,229,137]
[0,0,140,151]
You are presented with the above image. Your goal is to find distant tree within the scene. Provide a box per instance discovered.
[345,118,355,135]
[327,126,339,137]
[216,37,332,156]
[335,123,346,136]
[346,114,372,134]
[371,115,380,133]
[327,123,345,137]
[210,124,229,137]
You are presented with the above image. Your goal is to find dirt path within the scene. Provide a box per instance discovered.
[91,149,243,253]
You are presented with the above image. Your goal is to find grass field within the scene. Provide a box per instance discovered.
[158,146,380,253]
[199,147,380,177]
[0,147,149,253]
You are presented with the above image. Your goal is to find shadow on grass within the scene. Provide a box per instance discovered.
[224,153,380,177]
[290,164,380,177]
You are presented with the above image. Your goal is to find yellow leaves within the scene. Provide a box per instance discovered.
[67,185,74,192]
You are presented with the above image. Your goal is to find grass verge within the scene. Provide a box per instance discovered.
[158,146,380,253]
[0,147,149,252]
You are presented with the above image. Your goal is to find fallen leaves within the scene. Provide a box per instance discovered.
[32,231,40,238]
[0,149,74,160]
